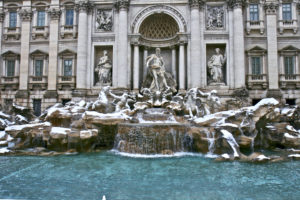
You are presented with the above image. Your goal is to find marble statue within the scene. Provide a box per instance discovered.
[95,50,112,86]
[141,48,177,94]
[109,90,136,113]
[183,88,202,118]
[96,10,113,32]
[207,48,226,84]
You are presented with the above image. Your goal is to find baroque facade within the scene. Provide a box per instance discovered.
[0,0,300,115]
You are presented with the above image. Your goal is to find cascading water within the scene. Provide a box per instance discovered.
[221,129,240,157]
[205,130,216,156]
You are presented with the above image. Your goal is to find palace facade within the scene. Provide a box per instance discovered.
[0,0,300,115]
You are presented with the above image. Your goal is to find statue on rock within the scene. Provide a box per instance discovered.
[207,48,226,84]
[109,90,136,113]
[142,48,177,93]
[92,86,112,113]
[141,48,177,106]
[95,50,112,86]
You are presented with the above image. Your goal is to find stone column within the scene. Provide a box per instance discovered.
[231,0,246,88]
[116,0,129,88]
[171,46,177,80]
[143,47,148,78]
[179,43,186,90]
[47,7,61,91]
[133,44,140,90]
[264,2,279,90]
[18,8,32,90]
[189,0,202,88]
[0,8,4,73]
[76,1,91,89]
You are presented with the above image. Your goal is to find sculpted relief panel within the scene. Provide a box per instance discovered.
[96,9,113,32]
[206,6,225,30]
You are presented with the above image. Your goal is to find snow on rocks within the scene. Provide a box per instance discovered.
[83,111,131,125]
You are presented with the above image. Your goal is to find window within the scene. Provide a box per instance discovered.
[63,59,72,76]
[35,60,43,77]
[249,4,259,21]
[33,99,42,116]
[65,9,74,26]
[282,3,292,21]
[286,99,296,106]
[6,60,15,77]
[251,57,261,75]
[9,12,17,28]
[37,11,46,27]
[284,56,295,75]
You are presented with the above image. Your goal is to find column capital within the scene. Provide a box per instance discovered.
[189,0,205,9]
[130,34,141,45]
[19,9,32,21]
[264,2,278,15]
[115,0,130,11]
[227,0,245,9]
[48,8,61,20]
[75,1,94,13]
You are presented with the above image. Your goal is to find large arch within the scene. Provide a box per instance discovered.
[132,5,187,34]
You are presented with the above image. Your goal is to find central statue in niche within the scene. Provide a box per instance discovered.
[207,48,226,84]
[142,48,177,93]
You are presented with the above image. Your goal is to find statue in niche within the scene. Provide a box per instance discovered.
[207,48,226,84]
[96,10,113,32]
[142,48,177,94]
[206,6,224,30]
[95,50,112,86]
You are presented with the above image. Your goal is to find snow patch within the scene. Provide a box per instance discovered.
[50,127,71,135]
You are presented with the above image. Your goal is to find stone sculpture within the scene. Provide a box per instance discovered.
[96,10,113,31]
[109,90,136,113]
[206,6,224,30]
[207,48,226,84]
[183,88,202,118]
[95,50,112,86]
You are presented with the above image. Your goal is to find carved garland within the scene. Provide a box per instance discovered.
[132,5,187,33]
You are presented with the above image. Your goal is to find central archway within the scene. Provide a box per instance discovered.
[139,13,179,40]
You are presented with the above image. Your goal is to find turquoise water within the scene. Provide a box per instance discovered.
[0,151,300,200]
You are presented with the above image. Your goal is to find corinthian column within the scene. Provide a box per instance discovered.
[47,7,61,91]
[18,8,32,90]
[189,0,202,88]
[115,0,130,88]
[76,1,92,89]
[0,8,4,70]
[264,1,279,90]
[229,0,246,88]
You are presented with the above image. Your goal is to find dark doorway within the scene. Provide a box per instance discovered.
[252,99,262,106]
[62,99,71,106]
[33,99,42,116]
[286,99,296,106]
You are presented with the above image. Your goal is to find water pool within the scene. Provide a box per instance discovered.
[0,151,299,200]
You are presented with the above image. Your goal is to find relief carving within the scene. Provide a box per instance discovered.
[206,6,224,30]
[96,10,113,32]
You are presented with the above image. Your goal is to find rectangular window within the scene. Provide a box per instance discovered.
[6,60,15,77]
[65,9,74,26]
[9,12,17,28]
[63,59,72,76]
[35,60,44,77]
[37,11,46,27]
[282,3,292,21]
[251,57,261,75]
[284,56,295,75]
[249,4,259,21]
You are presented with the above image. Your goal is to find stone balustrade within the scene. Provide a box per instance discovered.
[246,20,265,34]
[278,19,298,34]
[246,74,268,89]
[279,74,300,89]
[28,76,48,90]
[0,76,19,90]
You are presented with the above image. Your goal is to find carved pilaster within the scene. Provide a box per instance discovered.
[115,0,130,11]
[228,0,245,9]
[264,2,278,15]
[19,9,32,21]
[75,1,94,13]
[48,8,61,20]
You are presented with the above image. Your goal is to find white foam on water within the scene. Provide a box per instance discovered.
[110,149,205,158]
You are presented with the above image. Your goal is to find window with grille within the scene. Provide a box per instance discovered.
[251,57,261,75]
[63,59,72,76]
[282,3,292,21]
[9,12,17,28]
[33,99,42,116]
[35,60,43,77]
[6,60,15,77]
[249,4,259,21]
[284,56,295,75]
[37,11,46,27]
[65,9,74,26]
